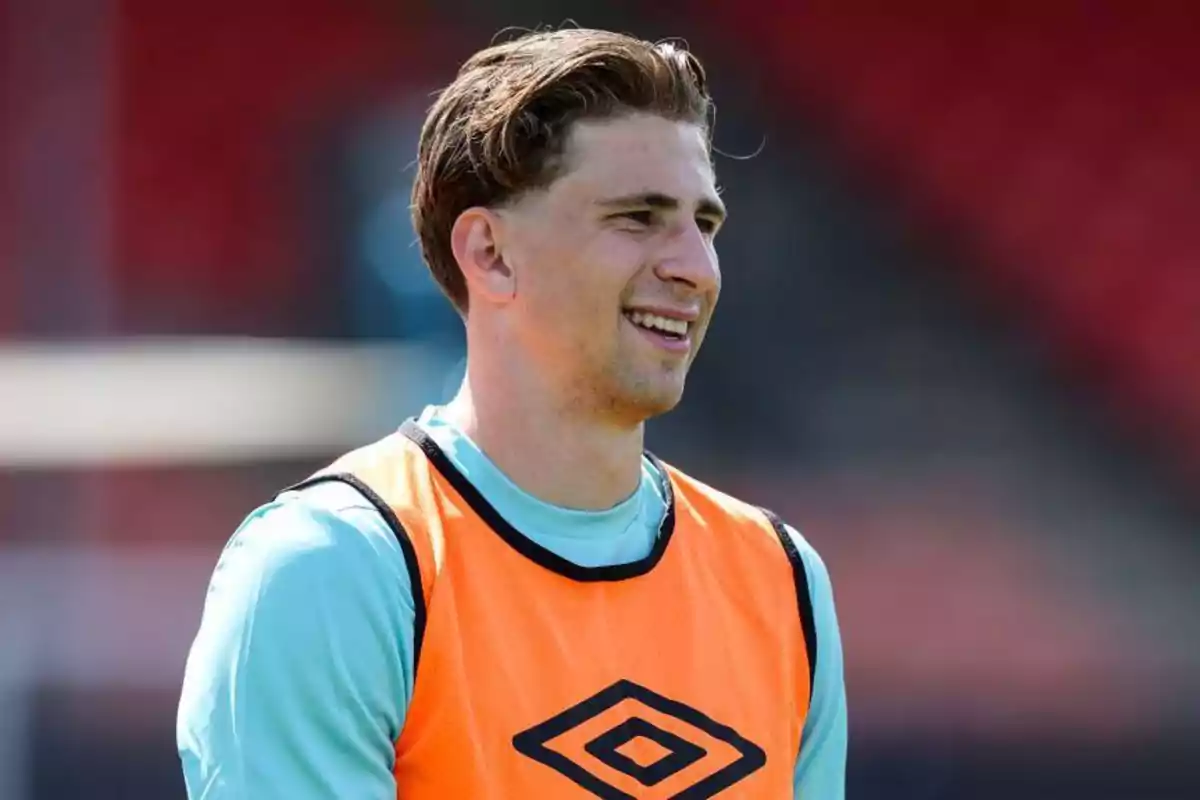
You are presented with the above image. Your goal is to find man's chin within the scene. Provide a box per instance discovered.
[618,383,686,423]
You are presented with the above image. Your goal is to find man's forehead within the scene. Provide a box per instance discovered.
[558,115,716,198]
[568,113,710,154]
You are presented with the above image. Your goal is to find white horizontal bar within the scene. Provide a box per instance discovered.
[0,338,457,466]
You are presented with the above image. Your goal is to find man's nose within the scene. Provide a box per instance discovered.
[653,223,720,294]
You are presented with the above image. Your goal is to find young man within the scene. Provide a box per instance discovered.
[178,28,846,799]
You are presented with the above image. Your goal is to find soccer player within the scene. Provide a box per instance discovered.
[178,27,846,798]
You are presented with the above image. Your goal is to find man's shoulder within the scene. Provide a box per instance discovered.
[659,461,826,563]
[180,481,415,799]
[214,481,410,600]
[659,460,779,527]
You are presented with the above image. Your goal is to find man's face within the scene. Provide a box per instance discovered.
[497,113,724,424]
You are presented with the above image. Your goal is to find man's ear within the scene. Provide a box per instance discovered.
[450,207,515,305]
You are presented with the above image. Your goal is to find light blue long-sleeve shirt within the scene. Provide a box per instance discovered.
[178,406,847,798]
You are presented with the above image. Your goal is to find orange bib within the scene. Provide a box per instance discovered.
[295,421,816,799]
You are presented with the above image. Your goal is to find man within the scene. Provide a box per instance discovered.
[178,27,846,798]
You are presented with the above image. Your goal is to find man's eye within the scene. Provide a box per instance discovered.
[696,217,719,235]
[621,210,655,226]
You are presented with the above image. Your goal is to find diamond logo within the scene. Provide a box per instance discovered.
[513,679,766,799]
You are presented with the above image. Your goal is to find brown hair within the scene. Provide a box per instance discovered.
[412,28,714,313]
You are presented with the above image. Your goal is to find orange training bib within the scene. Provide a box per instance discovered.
[293,421,815,799]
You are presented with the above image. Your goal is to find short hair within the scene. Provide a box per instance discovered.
[412,27,714,313]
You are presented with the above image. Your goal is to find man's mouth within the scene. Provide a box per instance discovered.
[623,309,691,341]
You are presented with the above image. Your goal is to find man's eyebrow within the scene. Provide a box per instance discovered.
[596,192,727,221]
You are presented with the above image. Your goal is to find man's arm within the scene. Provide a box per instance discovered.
[787,525,848,799]
[177,484,418,799]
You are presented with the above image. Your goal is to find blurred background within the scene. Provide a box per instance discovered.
[2,1,1199,797]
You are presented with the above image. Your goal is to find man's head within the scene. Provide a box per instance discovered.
[413,28,724,425]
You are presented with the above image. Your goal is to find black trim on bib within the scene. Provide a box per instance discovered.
[398,419,677,583]
[760,508,818,691]
[281,473,428,675]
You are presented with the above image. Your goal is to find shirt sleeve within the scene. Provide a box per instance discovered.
[177,483,418,800]
[786,524,848,800]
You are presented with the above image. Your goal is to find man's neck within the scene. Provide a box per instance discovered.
[441,376,645,511]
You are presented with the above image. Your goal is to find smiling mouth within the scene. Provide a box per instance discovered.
[623,309,691,340]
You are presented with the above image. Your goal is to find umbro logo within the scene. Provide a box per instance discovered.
[513,679,766,798]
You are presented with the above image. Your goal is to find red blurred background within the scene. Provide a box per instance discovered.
[2,1,1198,797]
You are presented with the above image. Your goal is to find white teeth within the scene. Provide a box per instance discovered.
[627,311,690,336]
